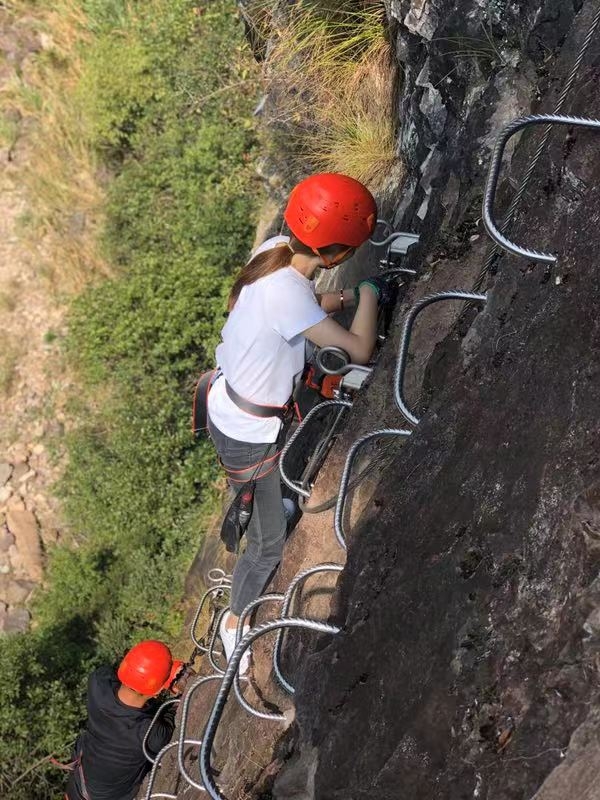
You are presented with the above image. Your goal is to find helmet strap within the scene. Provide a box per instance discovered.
[313,246,354,269]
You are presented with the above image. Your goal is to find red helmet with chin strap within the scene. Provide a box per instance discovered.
[117,640,183,696]
[284,173,377,250]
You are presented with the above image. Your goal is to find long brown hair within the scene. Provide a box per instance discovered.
[228,243,292,311]
[227,237,348,311]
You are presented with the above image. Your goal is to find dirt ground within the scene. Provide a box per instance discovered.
[0,10,72,627]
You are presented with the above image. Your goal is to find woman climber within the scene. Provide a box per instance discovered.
[206,173,395,673]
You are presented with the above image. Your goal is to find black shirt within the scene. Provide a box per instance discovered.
[71,665,175,800]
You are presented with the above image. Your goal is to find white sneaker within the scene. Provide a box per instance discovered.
[283,497,297,521]
[219,611,250,676]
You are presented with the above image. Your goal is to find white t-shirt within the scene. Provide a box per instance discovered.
[208,237,328,443]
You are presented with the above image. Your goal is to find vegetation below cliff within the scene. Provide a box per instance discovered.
[0,2,259,797]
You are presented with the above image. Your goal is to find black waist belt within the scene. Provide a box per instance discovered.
[225,380,289,421]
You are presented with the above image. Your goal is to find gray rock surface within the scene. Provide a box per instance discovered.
[274,2,600,799]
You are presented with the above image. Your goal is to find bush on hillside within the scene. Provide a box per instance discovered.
[0,2,260,797]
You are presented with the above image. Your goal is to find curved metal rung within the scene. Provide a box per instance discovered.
[148,795,178,799]
[233,593,286,720]
[394,291,487,425]
[190,584,231,652]
[177,674,222,791]
[207,568,232,587]
[483,113,600,263]
[199,617,340,800]
[334,430,412,550]
[143,698,181,764]
[144,739,202,800]
[369,217,394,241]
[315,346,371,377]
[279,400,353,498]
[369,219,420,253]
[273,563,343,695]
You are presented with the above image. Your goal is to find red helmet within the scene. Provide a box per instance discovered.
[284,173,377,249]
[117,640,181,696]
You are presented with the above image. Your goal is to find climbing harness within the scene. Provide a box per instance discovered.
[192,368,292,441]
[192,370,219,437]
[224,379,291,421]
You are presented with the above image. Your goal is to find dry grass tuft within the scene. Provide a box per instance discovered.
[255,1,401,189]
[4,0,110,291]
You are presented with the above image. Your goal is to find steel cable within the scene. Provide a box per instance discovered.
[190,585,230,653]
[474,3,600,289]
[143,699,181,764]
[279,399,353,497]
[232,594,286,720]
[144,740,200,800]
[208,607,229,675]
[482,114,600,263]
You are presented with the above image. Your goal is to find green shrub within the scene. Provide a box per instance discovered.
[0,624,93,800]
[0,1,260,797]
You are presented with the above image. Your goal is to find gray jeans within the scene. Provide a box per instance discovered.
[208,419,286,616]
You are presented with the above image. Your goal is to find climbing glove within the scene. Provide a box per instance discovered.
[169,662,197,696]
[355,275,398,307]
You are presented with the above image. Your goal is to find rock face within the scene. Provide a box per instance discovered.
[153,2,600,799]
[273,2,600,799]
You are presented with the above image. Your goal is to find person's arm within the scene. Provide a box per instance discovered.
[304,285,378,364]
[315,288,357,314]
[143,705,176,757]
